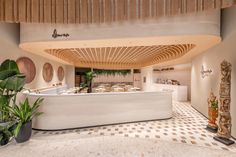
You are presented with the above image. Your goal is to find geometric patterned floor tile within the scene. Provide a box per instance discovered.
[33,101,236,152]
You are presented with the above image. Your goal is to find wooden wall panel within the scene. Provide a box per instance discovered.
[39,0,44,23]
[141,0,150,19]
[80,0,88,23]
[156,0,165,17]
[0,0,4,21]
[31,0,39,23]
[186,0,197,13]
[44,0,52,23]
[129,0,137,20]
[100,0,105,23]
[67,0,75,23]
[104,0,112,22]
[63,0,68,23]
[0,0,235,24]
[171,0,181,15]
[18,0,27,22]
[75,0,80,23]
[116,0,126,21]
[87,0,92,23]
[56,0,64,23]
[26,0,31,22]
[92,0,100,23]
[51,0,56,23]
[13,0,18,22]
[5,0,13,22]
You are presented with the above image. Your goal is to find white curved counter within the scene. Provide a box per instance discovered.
[25,91,172,130]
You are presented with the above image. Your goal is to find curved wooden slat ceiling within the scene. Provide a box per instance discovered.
[0,0,235,24]
[45,44,195,69]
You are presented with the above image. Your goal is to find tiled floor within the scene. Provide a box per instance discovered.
[33,101,236,152]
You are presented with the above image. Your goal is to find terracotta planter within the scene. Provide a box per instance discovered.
[208,107,218,128]
[15,121,32,143]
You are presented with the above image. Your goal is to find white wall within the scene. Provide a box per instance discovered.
[94,74,133,83]
[153,65,191,100]
[191,6,236,137]
[65,65,75,88]
[141,66,154,91]
[0,23,67,90]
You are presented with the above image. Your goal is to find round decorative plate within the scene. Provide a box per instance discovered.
[43,63,53,82]
[57,66,65,81]
[16,57,36,84]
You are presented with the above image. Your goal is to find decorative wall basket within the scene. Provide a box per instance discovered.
[16,57,36,84]
[43,63,53,82]
[57,66,65,81]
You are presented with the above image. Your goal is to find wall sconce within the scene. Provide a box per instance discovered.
[201,65,212,78]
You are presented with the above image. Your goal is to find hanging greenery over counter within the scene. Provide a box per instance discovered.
[93,69,131,76]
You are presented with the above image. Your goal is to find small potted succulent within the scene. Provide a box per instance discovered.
[6,97,43,143]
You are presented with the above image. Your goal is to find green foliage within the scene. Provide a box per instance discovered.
[0,122,15,146]
[79,71,96,93]
[4,98,43,136]
[94,69,131,76]
[0,59,26,122]
[211,101,218,110]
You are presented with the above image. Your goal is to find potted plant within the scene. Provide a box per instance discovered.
[6,97,43,143]
[0,59,26,126]
[206,91,219,132]
[79,71,96,93]
[0,122,15,146]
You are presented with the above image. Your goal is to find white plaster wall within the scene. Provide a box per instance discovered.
[191,6,236,137]
[20,10,220,43]
[0,23,67,89]
[65,65,75,88]
[94,74,133,83]
[153,69,191,100]
[141,66,154,91]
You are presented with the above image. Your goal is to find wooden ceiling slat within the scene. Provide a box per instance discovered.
[0,0,235,24]
[141,0,150,19]
[92,0,100,23]
[18,0,27,22]
[171,0,181,15]
[80,0,88,23]
[39,0,44,23]
[46,44,195,69]
[56,0,64,23]
[68,0,76,23]
[104,0,112,22]
[129,0,137,20]
[116,47,133,63]
[116,0,125,21]
[186,0,197,13]
[31,0,39,23]
[13,0,18,22]
[156,0,165,17]
[4,0,14,22]
[63,0,68,24]
[44,0,52,23]
[0,0,4,21]
[26,0,32,22]
[75,0,80,23]
[122,46,140,63]
[100,0,105,23]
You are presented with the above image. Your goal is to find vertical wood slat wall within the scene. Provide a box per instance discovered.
[0,0,235,24]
